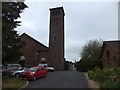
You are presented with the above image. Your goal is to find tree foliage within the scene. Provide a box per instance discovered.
[2,2,28,63]
[76,39,103,72]
[80,39,103,61]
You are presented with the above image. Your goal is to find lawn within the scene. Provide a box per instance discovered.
[2,76,27,90]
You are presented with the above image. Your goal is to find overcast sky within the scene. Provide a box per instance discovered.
[15,0,118,62]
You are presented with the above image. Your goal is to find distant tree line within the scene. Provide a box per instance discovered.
[64,61,69,70]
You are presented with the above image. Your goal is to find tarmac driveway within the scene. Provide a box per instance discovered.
[22,70,90,88]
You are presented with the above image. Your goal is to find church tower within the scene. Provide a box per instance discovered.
[49,7,65,70]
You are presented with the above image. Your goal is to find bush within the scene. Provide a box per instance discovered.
[109,67,120,82]
[88,67,120,89]
[88,70,95,79]
[100,80,120,89]
[76,60,102,72]
[88,67,109,82]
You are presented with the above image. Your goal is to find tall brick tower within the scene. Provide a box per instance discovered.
[49,7,65,70]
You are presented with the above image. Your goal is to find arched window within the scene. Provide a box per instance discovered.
[106,50,111,67]
[53,11,54,15]
[58,10,60,15]
[53,10,60,16]
[106,50,110,60]
[55,11,57,15]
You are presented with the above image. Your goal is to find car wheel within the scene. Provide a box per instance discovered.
[15,73,20,78]
[33,76,37,81]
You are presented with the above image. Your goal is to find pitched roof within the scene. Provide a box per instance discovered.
[20,33,48,49]
[104,40,120,52]
[100,40,120,58]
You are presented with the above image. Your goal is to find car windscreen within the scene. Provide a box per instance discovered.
[38,64,44,66]
[28,67,37,72]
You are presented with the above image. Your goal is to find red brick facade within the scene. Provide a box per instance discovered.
[20,7,65,70]
[100,41,120,68]
[20,33,49,67]
[49,7,65,70]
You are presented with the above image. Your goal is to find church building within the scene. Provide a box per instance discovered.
[19,7,65,70]
[100,40,120,68]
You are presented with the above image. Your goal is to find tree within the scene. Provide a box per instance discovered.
[76,39,103,72]
[80,39,103,61]
[2,2,28,63]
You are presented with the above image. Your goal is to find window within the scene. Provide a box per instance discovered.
[52,10,60,16]
[58,10,60,15]
[38,67,44,71]
[28,67,37,72]
[106,50,110,60]
[53,11,54,15]
[55,11,57,15]
[53,22,59,31]
[54,23,58,27]
[106,50,111,66]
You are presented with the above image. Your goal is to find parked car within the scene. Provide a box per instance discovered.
[6,64,21,70]
[9,67,28,78]
[38,64,48,67]
[47,65,54,72]
[0,64,7,75]
[38,63,54,72]
[0,64,3,73]
[22,66,47,81]
[2,64,22,76]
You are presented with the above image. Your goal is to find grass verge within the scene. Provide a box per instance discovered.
[2,76,27,90]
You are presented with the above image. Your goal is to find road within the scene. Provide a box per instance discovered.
[22,71,90,89]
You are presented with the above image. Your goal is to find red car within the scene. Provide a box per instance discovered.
[22,66,47,80]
